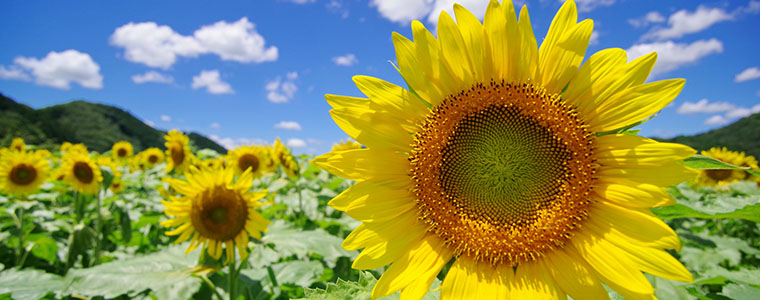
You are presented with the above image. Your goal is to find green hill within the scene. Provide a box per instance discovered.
[656,112,760,159]
[0,93,226,154]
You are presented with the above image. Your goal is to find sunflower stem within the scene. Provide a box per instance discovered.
[295,180,304,216]
[228,261,238,300]
[199,275,225,300]
[93,188,104,265]
[13,204,25,268]
[66,191,80,270]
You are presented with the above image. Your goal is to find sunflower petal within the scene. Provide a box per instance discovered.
[538,0,578,91]
[540,19,594,93]
[587,201,681,251]
[571,231,654,295]
[596,134,696,168]
[353,75,428,120]
[589,79,685,132]
[594,180,675,208]
[330,109,412,151]
[510,262,565,299]
[329,177,414,223]
[517,5,539,81]
[454,3,492,82]
[441,258,500,300]
[437,11,474,86]
[311,149,408,181]
[371,235,453,299]
[564,48,628,108]
[545,248,609,300]
[598,163,697,186]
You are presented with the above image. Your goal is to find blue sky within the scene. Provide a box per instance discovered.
[1,0,759,154]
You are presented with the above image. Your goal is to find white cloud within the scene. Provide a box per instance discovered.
[11,50,102,90]
[192,70,234,94]
[426,0,489,24]
[626,39,723,77]
[160,115,171,122]
[0,65,31,81]
[566,0,615,13]
[725,104,760,119]
[705,115,730,125]
[287,138,307,148]
[628,11,666,27]
[642,6,733,40]
[735,67,760,83]
[131,70,173,84]
[110,18,277,69]
[210,122,221,129]
[327,0,350,18]
[332,53,358,66]
[209,135,267,150]
[371,0,432,25]
[589,31,599,45]
[737,0,760,14]
[676,99,736,114]
[144,120,156,128]
[266,72,298,103]
[274,121,302,131]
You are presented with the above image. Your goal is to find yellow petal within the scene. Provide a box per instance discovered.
[589,78,685,132]
[564,48,628,108]
[538,0,578,90]
[350,212,428,270]
[441,258,500,300]
[393,31,440,107]
[611,237,693,283]
[330,108,412,151]
[353,75,428,121]
[544,248,609,300]
[372,234,453,299]
[484,0,516,80]
[510,261,565,299]
[325,94,370,110]
[454,3,492,82]
[597,163,697,186]
[594,180,675,208]
[329,177,415,223]
[578,52,656,117]
[596,134,696,168]
[540,19,594,93]
[571,230,654,295]
[160,216,189,228]
[517,5,539,81]
[586,200,681,251]
[399,265,440,300]
[437,11,474,86]
[311,148,408,181]
[409,21,446,106]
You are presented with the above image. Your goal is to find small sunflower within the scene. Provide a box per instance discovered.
[273,138,299,177]
[109,176,125,194]
[160,167,269,264]
[141,147,165,169]
[314,1,697,299]
[10,137,25,152]
[0,150,50,195]
[112,141,134,161]
[164,130,194,173]
[331,139,363,152]
[199,157,226,171]
[698,147,758,186]
[62,143,88,155]
[227,145,268,177]
[62,152,103,195]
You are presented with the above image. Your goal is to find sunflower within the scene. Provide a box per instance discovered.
[140,147,165,169]
[313,1,697,299]
[273,138,299,177]
[109,176,125,194]
[112,141,134,161]
[164,130,194,173]
[331,139,363,152]
[227,145,268,177]
[62,152,103,195]
[199,157,226,171]
[697,147,758,186]
[0,150,50,195]
[261,146,278,174]
[62,143,88,155]
[9,137,26,152]
[160,167,269,264]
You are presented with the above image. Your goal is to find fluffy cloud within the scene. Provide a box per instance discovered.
[626,39,723,77]
[676,99,736,114]
[725,104,760,119]
[266,72,298,103]
[370,0,432,25]
[704,115,729,126]
[110,18,277,69]
[426,0,489,24]
[735,67,760,83]
[210,122,221,129]
[628,11,666,27]
[589,31,599,45]
[210,135,267,150]
[143,120,156,128]
[131,71,173,84]
[160,115,171,122]
[642,6,733,40]
[0,65,31,81]
[567,0,615,13]
[192,70,234,94]
[287,138,307,148]
[274,121,302,131]
[8,50,102,90]
[332,53,358,66]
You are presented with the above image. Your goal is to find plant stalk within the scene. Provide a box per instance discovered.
[228,261,238,300]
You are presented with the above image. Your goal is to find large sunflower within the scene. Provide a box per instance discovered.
[313,1,697,299]
[0,150,50,195]
[164,130,194,173]
[62,152,103,195]
[227,145,268,177]
[160,167,269,264]
[112,141,134,161]
[697,147,759,186]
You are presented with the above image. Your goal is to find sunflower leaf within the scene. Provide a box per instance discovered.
[682,154,749,170]
[259,220,356,268]
[0,268,64,300]
[62,244,202,299]
[720,284,760,300]
[239,260,324,291]
[297,271,441,300]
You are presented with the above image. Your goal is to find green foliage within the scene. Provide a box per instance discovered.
[0,268,64,300]
[657,112,760,159]
[299,271,442,300]
[682,154,752,170]
[653,182,760,222]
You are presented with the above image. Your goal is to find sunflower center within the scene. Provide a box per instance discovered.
[706,169,732,181]
[117,148,127,157]
[10,164,37,185]
[73,162,94,184]
[171,145,185,166]
[190,186,249,241]
[148,155,159,164]
[410,81,596,266]
[238,154,259,173]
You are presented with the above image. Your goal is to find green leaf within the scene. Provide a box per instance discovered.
[25,233,58,264]
[653,183,760,221]
[240,260,324,290]
[297,271,441,300]
[721,284,760,300]
[260,220,356,268]
[63,244,202,299]
[748,169,760,178]
[649,275,692,300]
[0,268,64,300]
[652,203,760,222]
[682,154,749,170]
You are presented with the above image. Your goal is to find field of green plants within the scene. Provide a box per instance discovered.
[1,145,759,300]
